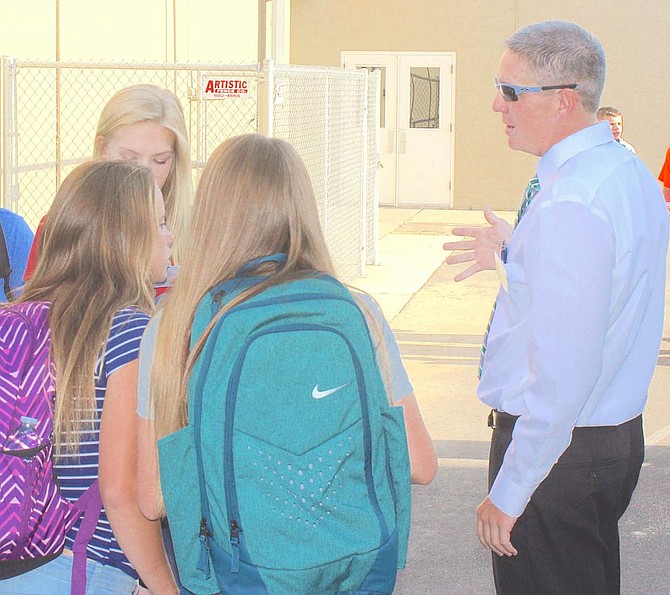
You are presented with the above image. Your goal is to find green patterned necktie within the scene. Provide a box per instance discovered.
[478,176,541,379]
[516,176,540,225]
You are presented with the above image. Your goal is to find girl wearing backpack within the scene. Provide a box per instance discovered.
[136,134,436,594]
[0,160,177,594]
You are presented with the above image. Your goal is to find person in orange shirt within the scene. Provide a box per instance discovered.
[658,146,670,207]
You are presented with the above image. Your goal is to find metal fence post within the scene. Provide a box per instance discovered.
[370,69,381,266]
[2,56,17,210]
[261,58,274,137]
[55,60,62,190]
[323,69,330,237]
[195,70,205,166]
[360,70,368,274]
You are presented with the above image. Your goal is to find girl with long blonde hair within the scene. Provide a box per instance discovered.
[94,84,191,262]
[24,84,192,279]
[137,134,436,519]
[0,160,177,594]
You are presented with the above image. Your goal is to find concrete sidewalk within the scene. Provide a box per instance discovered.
[352,206,670,594]
[352,207,508,323]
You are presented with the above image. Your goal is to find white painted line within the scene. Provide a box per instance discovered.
[646,424,670,445]
[438,458,488,468]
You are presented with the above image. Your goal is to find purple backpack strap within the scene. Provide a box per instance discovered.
[69,480,102,595]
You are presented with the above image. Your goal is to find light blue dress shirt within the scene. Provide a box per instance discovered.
[478,121,669,517]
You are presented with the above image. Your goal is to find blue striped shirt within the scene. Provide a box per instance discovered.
[54,307,150,578]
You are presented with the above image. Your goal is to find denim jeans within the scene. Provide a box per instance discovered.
[0,553,140,594]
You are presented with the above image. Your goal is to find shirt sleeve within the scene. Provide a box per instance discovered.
[5,214,34,294]
[489,199,615,517]
[137,312,162,420]
[103,309,151,380]
[356,292,413,403]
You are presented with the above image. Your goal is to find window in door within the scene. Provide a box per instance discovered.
[409,66,440,129]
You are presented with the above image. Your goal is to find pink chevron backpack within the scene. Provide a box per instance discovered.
[0,302,101,594]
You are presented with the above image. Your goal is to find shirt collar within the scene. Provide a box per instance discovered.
[536,121,613,189]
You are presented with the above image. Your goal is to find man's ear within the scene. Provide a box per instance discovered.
[557,87,580,114]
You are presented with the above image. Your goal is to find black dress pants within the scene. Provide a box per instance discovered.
[488,413,644,595]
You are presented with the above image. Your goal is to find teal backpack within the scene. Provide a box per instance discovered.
[158,256,411,594]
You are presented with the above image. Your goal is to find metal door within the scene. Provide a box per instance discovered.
[342,52,455,207]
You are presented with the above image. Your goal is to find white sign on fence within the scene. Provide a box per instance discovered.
[203,77,251,99]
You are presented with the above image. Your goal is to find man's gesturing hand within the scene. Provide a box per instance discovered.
[443,208,513,281]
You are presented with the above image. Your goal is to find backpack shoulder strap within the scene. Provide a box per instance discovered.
[234,253,287,278]
[0,222,13,301]
[69,481,102,595]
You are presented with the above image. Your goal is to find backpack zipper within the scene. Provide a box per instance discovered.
[15,456,40,552]
[196,517,212,578]
[229,520,241,572]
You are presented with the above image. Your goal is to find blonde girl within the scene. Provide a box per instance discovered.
[24,84,191,279]
[94,84,191,262]
[137,134,436,524]
[0,160,177,594]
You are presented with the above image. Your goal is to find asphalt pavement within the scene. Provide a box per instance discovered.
[352,206,670,595]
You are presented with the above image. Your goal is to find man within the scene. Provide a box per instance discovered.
[444,21,668,594]
[0,208,33,301]
[596,106,637,154]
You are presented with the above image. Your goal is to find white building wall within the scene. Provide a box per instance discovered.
[0,0,259,63]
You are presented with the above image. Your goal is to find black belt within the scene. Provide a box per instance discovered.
[487,409,519,432]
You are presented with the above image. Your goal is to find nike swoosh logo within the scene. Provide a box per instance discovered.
[312,383,350,400]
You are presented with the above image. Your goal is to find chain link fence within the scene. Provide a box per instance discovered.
[366,69,381,265]
[1,58,379,279]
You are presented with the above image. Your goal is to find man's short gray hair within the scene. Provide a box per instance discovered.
[507,20,606,113]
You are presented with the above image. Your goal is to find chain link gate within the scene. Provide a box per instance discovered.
[1,58,379,280]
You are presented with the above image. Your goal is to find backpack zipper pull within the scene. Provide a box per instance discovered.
[196,517,211,578]
[230,520,241,573]
[211,289,227,316]
[213,290,226,308]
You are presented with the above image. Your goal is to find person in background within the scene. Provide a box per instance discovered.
[658,145,670,208]
[0,160,177,594]
[0,208,33,301]
[24,84,192,280]
[596,106,637,154]
[445,20,668,594]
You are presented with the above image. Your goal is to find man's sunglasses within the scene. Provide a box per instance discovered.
[494,77,580,102]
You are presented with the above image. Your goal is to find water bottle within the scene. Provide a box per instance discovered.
[3,416,41,455]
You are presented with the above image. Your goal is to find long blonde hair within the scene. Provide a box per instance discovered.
[20,160,157,455]
[94,84,191,261]
[152,134,335,439]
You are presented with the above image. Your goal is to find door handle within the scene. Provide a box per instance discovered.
[398,129,407,154]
